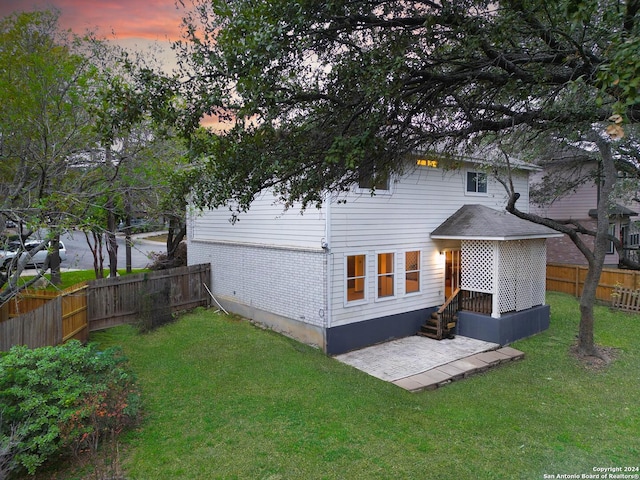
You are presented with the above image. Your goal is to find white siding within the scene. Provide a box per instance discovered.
[190,190,327,250]
[327,164,531,327]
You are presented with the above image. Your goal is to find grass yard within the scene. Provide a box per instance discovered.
[87,291,639,479]
[21,268,149,291]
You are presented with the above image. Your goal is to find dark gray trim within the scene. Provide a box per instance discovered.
[326,307,436,355]
[456,305,550,345]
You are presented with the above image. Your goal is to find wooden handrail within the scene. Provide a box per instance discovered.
[437,287,461,315]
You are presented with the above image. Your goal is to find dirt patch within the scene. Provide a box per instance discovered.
[570,344,617,372]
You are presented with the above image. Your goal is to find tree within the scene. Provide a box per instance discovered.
[0,10,102,296]
[89,40,190,273]
[167,0,640,358]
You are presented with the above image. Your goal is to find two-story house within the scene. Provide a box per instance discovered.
[187,155,561,354]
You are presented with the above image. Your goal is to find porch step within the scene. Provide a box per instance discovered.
[418,317,456,340]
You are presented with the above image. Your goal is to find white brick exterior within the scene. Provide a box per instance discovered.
[188,240,328,328]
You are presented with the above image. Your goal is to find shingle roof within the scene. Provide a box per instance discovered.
[430,204,563,240]
[588,204,638,218]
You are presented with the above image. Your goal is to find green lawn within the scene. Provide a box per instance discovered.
[21,268,149,291]
[90,292,639,479]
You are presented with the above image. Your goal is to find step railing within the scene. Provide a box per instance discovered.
[459,290,493,315]
[437,287,462,330]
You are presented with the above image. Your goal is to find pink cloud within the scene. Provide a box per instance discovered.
[0,0,185,41]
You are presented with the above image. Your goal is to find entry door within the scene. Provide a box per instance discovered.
[445,249,461,300]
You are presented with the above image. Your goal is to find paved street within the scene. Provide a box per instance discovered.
[60,231,166,271]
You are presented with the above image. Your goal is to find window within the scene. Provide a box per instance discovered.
[346,254,366,302]
[607,224,615,254]
[358,167,390,191]
[466,171,487,194]
[377,253,395,298]
[405,251,421,294]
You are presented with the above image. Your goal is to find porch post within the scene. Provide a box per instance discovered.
[491,241,500,318]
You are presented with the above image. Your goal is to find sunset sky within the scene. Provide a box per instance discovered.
[1,0,224,128]
[0,0,185,42]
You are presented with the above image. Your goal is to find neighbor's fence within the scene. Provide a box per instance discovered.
[546,262,640,303]
[611,286,640,313]
[0,283,89,350]
[0,264,211,351]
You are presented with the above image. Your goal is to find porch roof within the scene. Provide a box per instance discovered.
[430,204,563,241]
[588,203,638,218]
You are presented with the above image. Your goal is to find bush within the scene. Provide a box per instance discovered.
[0,341,140,477]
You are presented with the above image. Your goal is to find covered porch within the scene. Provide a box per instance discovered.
[428,204,562,344]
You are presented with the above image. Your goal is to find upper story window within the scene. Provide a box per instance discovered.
[466,171,487,194]
[358,164,390,192]
[358,172,390,191]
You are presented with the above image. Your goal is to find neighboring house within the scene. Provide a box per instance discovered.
[529,160,639,267]
[187,156,561,355]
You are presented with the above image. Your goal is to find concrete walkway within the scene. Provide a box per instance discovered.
[335,335,524,392]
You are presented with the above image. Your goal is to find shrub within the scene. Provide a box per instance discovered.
[0,341,140,477]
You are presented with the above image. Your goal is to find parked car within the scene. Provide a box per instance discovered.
[0,240,67,269]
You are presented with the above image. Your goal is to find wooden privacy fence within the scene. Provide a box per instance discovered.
[0,283,88,351]
[0,264,211,351]
[88,264,211,331]
[546,262,640,303]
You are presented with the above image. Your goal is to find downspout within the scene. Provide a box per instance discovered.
[324,197,332,332]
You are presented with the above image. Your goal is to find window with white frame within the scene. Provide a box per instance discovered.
[346,254,366,302]
[405,250,421,294]
[466,171,487,194]
[377,252,395,298]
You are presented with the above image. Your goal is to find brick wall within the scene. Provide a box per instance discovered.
[545,218,620,265]
[188,240,327,328]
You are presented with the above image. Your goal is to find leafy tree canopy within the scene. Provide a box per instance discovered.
[173,0,640,213]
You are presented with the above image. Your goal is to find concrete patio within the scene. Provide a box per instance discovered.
[334,335,524,392]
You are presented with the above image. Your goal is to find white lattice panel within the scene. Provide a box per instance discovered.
[498,242,518,313]
[529,240,547,306]
[497,240,547,314]
[461,240,494,293]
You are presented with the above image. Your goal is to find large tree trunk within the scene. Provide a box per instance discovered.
[166,218,186,260]
[49,234,62,285]
[575,137,617,355]
[504,133,618,357]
